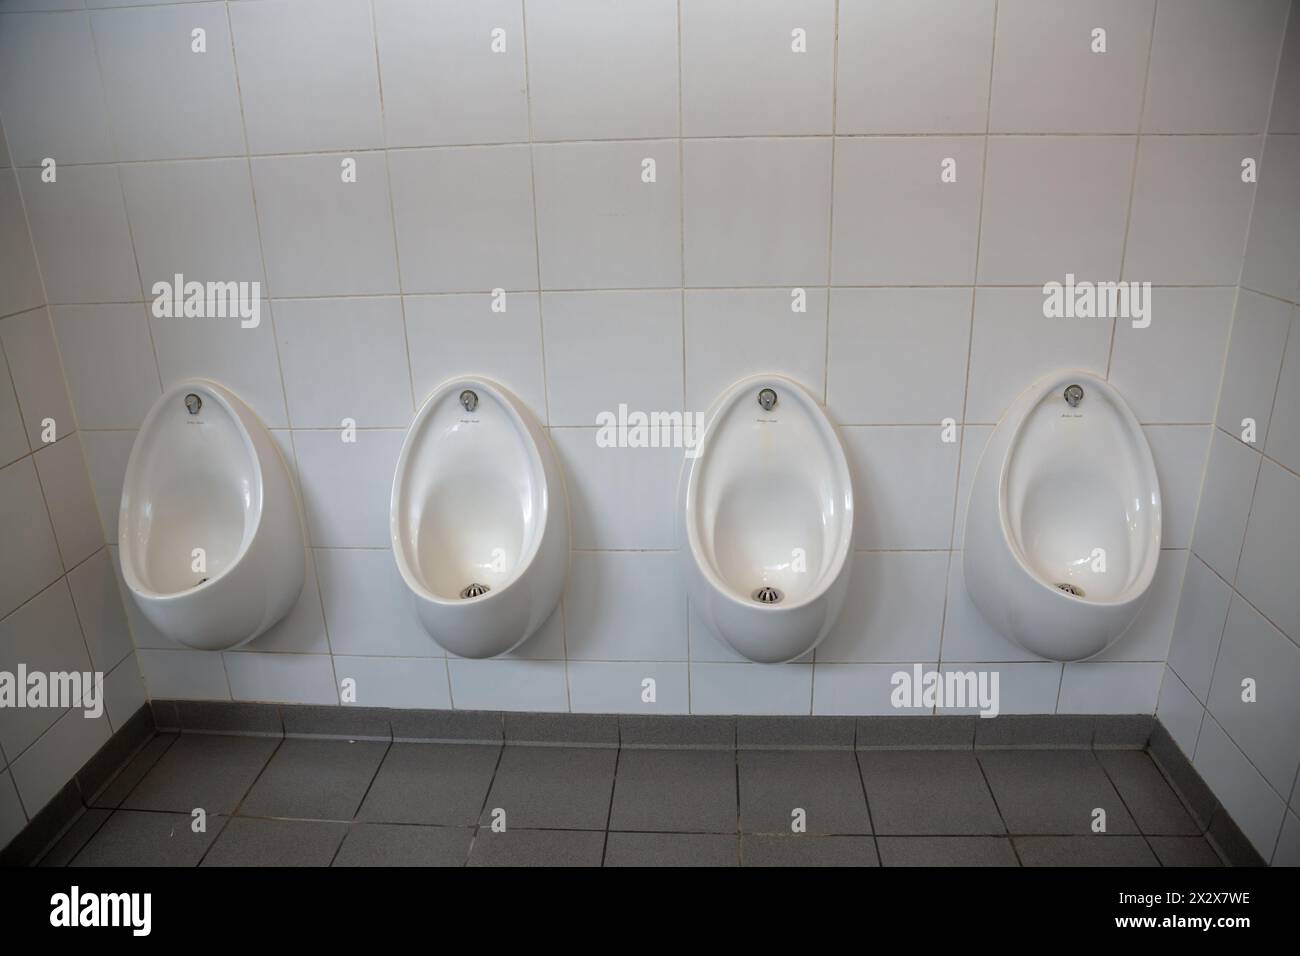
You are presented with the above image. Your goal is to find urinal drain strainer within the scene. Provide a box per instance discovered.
[1056,582,1085,597]
[459,582,491,599]
[752,585,784,605]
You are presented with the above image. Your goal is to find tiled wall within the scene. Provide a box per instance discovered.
[0,1,1289,721]
[0,122,146,847]
[1157,4,1300,866]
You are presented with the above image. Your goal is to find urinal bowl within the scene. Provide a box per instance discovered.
[680,374,854,664]
[391,377,569,659]
[963,370,1161,661]
[119,379,307,651]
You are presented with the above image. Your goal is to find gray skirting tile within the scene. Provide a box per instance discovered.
[503,712,619,747]
[1207,807,1267,867]
[176,700,283,737]
[86,733,178,809]
[389,709,503,744]
[281,704,392,741]
[150,699,180,732]
[974,715,1095,749]
[74,704,154,802]
[619,715,735,749]
[1147,724,1218,831]
[1093,715,1155,749]
[738,716,855,750]
[856,716,976,750]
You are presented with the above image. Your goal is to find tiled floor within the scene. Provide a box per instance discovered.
[41,733,1226,867]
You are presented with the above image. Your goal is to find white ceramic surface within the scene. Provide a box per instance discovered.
[963,370,1162,661]
[119,379,306,651]
[390,376,569,658]
[680,373,854,664]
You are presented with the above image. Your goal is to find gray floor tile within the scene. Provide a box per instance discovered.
[979,750,1138,835]
[38,809,112,867]
[468,828,604,867]
[739,750,872,834]
[238,737,387,821]
[609,749,737,833]
[70,810,220,867]
[120,733,279,815]
[1148,836,1224,867]
[479,746,615,830]
[605,832,739,867]
[201,817,348,867]
[877,836,1019,867]
[859,750,1005,835]
[357,742,500,826]
[1014,836,1158,867]
[88,733,178,808]
[741,835,878,867]
[1097,750,1200,835]
[332,824,473,867]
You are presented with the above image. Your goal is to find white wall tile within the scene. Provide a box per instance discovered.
[681,0,833,136]
[831,137,983,285]
[91,2,244,161]
[1236,459,1300,638]
[0,579,93,756]
[1207,595,1300,792]
[1191,429,1261,581]
[0,341,27,467]
[935,662,1062,716]
[684,288,826,411]
[812,662,937,716]
[404,293,546,422]
[1156,666,1204,756]
[1237,136,1300,300]
[1168,555,1232,701]
[989,0,1154,133]
[66,546,133,672]
[550,430,680,551]
[0,309,75,449]
[0,170,43,318]
[1272,6,1300,135]
[977,136,1134,284]
[567,661,689,714]
[51,304,160,429]
[136,647,230,700]
[331,655,450,709]
[1264,311,1300,473]
[842,425,960,550]
[102,652,146,730]
[966,288,1111,423]
[119,158,264,291]
[541,290,682,427]
[315,548,441,657]
[1098,549,1188,663]
[565,551,686,661]
[79,429,134,542]
[389,146,536,293]
[9,707,109,816]
[836,0,994,134]
[291,427,403,548]
[951,425,993,550]
[828,288,971,425]
[818,551,948,663]
[1058,662,1162,713]
[1143,0,1290,133]
[224,650,337,704]
[447,658,568,711]
[151,300,287,428]
[0,771,26,850]
[1108,287,1234,424]
[683,137,831,287]
[32,433,100,568]
[527,0,678,141]
[374,0,528,148]
[229,0,382,153]
[1124,136,1261,285]
[1217,291,1292,443]
[18,165,140,304]
[1194,715,1287,857]
[250,152,398,298]
[0,458,63,618]
[1144,424,1211,551]
[0,11,114,164]
[691,662,812,715]
[274,296,411,428]
[533,140,681,290]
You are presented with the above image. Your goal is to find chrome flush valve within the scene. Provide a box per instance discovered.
[460,389,478,413]
[757,387,778,412]
[1064,383,1084,408]
[184,393,202,415]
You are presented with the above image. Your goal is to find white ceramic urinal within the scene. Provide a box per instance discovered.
[391,377,568,658]
[963,370,1161,661]
[680,374,854,664]
[119,380,306,651]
